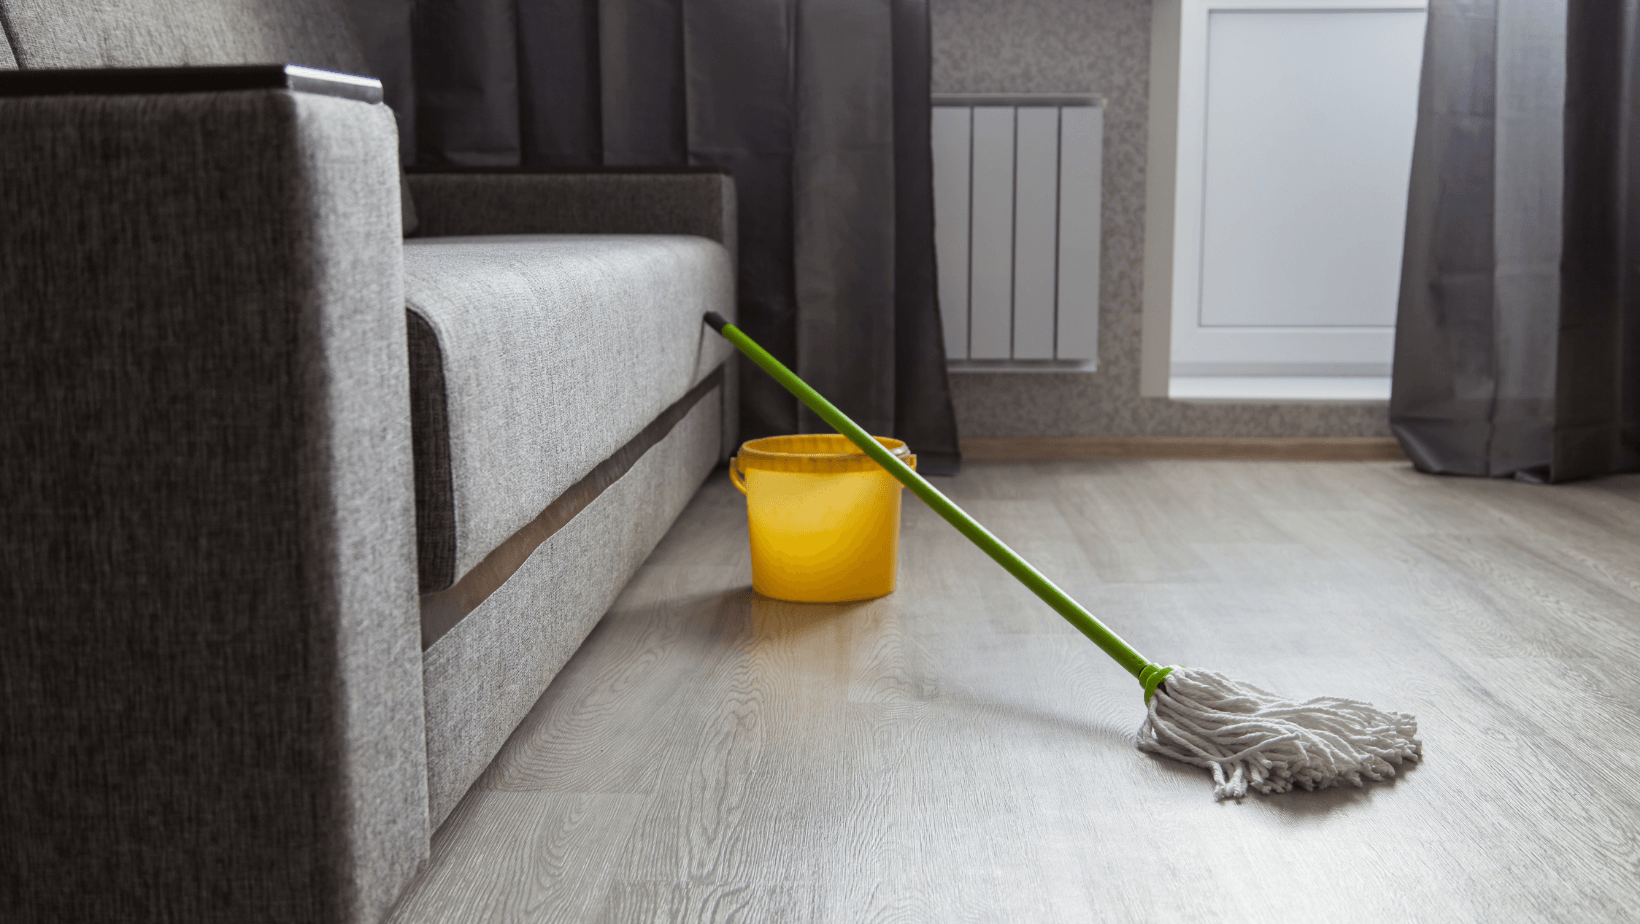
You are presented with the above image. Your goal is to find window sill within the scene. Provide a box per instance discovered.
[1167,376,1390,403]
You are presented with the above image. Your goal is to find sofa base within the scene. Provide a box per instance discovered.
[421,379,725,829]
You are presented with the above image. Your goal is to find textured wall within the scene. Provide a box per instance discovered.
[930,0,1391,438]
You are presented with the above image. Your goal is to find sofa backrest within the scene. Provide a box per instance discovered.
[0,0,366,73]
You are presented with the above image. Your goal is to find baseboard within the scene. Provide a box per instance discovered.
[960,436,1405,462]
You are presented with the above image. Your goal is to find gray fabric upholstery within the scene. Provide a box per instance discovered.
[407,171,737,262]
[0,90,426,924]
[403,233,734,591]
[423,388,723,828]
[0,20,15,68]
[0,0,366,71]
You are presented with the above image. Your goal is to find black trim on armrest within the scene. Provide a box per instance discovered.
[0,64,382,103]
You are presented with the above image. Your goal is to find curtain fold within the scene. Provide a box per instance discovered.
[1392,0,1637,481]
[517,0,601,164]
[1556,0,1640,480]
[793,0,897,437]
[890,0,958,469]
[598,0,687,165]
[388,0,960,472]
[412,0,521,165]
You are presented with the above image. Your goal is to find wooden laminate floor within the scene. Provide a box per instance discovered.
[387,461,1640,923]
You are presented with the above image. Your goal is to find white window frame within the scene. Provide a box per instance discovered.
[1143,0,1427,403]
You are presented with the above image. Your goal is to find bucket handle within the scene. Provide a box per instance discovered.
[729,456,747,494]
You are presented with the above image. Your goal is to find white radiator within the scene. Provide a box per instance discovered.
[931,94,1103,369]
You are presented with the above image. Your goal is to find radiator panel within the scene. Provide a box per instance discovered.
[1056,105,1103,362]
[1013,107,1060,360]
[932,95,1103,368]
[967,106,1015,361]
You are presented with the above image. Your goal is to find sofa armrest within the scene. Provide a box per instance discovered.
[0,69,427,924]
[407,168,738,258]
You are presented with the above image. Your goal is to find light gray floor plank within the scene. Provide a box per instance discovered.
[387,463,1640,924]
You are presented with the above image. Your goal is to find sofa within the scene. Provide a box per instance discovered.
[0,3,737,923]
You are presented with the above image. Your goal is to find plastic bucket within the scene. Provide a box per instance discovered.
[730,434,916,603]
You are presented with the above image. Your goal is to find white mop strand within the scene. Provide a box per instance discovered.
[1135,666,1421,800]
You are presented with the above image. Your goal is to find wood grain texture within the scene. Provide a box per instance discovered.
[387,461,1640,923]
[962,436,1405,462]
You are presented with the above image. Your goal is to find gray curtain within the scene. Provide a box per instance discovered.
[1392,0,1639,481]
[354,0,961,472]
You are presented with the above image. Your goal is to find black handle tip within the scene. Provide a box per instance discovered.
[704,311,730,333]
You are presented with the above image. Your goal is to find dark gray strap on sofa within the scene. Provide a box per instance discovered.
[419,366,725,648]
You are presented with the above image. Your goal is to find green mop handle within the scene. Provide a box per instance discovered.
[706,313,1171,699]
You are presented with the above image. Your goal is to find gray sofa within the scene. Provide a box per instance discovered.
[0,3,736,923]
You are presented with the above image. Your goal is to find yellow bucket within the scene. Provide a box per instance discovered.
[730,434,916,603]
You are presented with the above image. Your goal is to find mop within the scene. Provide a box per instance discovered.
[706,312,1420,800]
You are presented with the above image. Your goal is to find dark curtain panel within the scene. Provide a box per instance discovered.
[1392,0,1638,481]
[382,0,961,472]
[889,0,955,469]
[1557,0,1640,480]
[414,0,523,165]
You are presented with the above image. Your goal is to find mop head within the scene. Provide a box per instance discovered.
[1136,666,1421,800]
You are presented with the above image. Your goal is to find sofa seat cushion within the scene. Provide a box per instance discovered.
[403,234,733,594]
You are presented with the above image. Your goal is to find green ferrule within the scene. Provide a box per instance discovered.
[1139,664,1174,703]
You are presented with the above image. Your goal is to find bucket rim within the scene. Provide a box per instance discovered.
[734,434,913,474]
